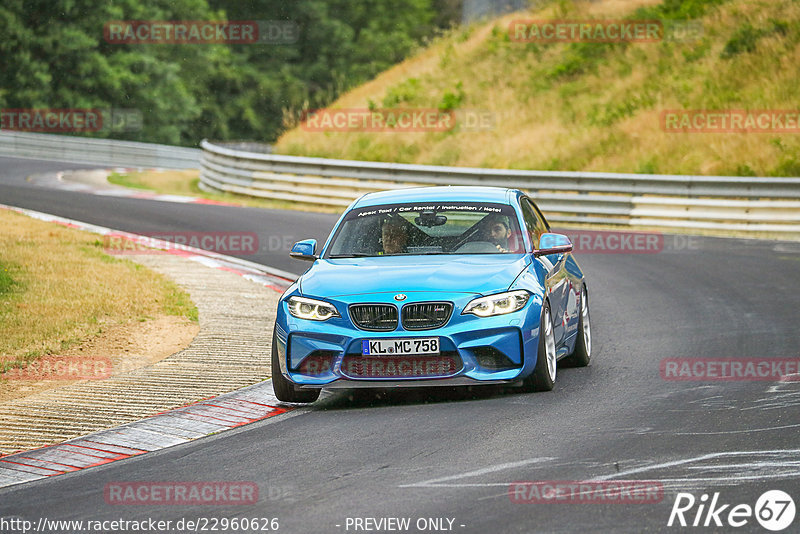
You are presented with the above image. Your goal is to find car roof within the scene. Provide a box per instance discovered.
[352,186,520,207]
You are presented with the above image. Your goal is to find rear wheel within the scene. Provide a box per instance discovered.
[563,286,591,367]
[271,330,321,403]
[523,302,556,392]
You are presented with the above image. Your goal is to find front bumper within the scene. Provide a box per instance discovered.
[275,293,543,389]
[319,376,515,389]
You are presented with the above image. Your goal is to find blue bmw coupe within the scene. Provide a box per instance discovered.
[271,186,591,402]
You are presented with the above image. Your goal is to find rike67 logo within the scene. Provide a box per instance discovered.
[668,490,795,531]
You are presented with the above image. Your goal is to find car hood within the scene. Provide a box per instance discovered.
[299,255,529,297]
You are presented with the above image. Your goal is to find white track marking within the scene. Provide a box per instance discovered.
[664,423,800,435]
[595,449,800,481]
[399,458,554,488]
[400,450,800,491]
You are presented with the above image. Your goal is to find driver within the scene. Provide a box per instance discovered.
[381,218,408,254]
[487,216,512,252]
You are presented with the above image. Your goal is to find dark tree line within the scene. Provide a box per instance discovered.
[0,0,458,146]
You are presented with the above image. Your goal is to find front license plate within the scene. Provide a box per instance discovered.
[362,337,440,356]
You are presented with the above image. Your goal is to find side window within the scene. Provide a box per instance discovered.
[521,198,548,248]
[531,201,550,234]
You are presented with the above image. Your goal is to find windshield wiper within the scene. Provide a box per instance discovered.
[328,253,371,258]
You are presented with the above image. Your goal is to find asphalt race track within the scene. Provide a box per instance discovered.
[0,157,338,275]
[1,155,799,533]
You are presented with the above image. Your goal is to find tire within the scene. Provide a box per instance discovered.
[563,285,591,368]
[523,301,557,392]
[271,330,321,403]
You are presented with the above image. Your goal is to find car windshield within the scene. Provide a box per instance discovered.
[325,201,524,257]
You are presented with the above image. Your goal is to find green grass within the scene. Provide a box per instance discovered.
[162,282,200,322]
[107,172,151,190]
[276,0,800,178]
[0,261,19,297]
[0,209,198,368]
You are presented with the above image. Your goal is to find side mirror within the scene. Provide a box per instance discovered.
[290,239,318,261]
[534,233,573,257]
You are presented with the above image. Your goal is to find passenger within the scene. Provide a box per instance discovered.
[381,218,408,254]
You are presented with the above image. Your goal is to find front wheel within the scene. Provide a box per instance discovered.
[563,285,591,367]
[271,330,321,403]
[523,302,556,392]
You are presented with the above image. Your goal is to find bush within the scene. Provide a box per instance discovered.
[438,81,465,111]
[721,20,791,59]
[383,78,422,107]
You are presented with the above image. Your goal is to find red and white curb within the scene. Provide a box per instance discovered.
[0,204,303,489]
[0,381,294,488]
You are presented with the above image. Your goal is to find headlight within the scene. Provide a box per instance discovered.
[462,290,530,317]
[287,296,340,321]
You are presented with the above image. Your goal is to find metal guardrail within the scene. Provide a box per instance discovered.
[200,140,800,235]
[0,131,200,169]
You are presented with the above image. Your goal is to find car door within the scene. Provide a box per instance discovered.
[521,198,570,346]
